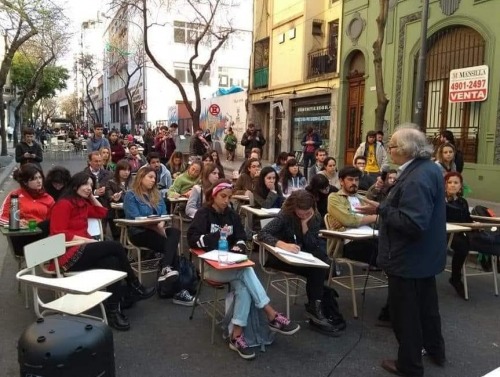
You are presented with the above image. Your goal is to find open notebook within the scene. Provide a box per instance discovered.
[198,250,248,264]
[273,248,316,262]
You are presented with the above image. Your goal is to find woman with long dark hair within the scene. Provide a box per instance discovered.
[254,166,284,209]
[166,151,187,180]
[305,174,337,223]
[258,190,345,333]
[187,179,299,359]
[210,149,226,178]
[108,130,126,164]
[122,167,189,305]
[49,172,155,331]
[279,158,306,196]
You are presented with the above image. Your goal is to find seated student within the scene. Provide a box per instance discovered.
[271,152,288,175]
[99,146,116,171]
[166,151,187,180]
[122,167,189,305]
[435,142,457,177]
[353,156,376,191]
[50,172,155,331]
[210,150,225,179]
[253,166,284,209]
[257,190,345,333]
[105,160,132,238]
[366,169,397,203]
[185,163,220,218]
[201,152,214,167]
[307,147,327,182]
[279,158,307,197]
[444,172,473,299]
[146,152,172,197]
[327,166,378,265]
[0,164,55,253]
[234,158,260,195]
[44,165,71,201]
[238,150,261,174]
[126,144,147,174]
[317,157,340,190]
[305,174,337,226]
[187,179,300,360]
[167,160,202,199]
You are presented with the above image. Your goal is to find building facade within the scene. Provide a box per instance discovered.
[338,0,500,201]
[248,0,342,162]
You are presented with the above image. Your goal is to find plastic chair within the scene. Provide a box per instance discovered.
[16,234,127,324]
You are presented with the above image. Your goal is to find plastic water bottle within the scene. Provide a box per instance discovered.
[218,230,229,265]
[9,194,20,231]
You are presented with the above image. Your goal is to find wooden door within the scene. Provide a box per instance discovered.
[344,75,365,165]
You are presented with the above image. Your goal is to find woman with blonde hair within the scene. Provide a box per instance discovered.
[185,163,220,218]
[123,167,191,305]
[435,142,456,176]
[99,146,116,171]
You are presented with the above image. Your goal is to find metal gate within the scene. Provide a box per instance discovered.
[421,26,485,162]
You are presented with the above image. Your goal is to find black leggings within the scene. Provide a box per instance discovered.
[265,254,328,303]
[450,233,469,282]
[129,228,181,270]
[68,241,135,303]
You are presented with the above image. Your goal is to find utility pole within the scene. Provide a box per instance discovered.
[412,0,430,129]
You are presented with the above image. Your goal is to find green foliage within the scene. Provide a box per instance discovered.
[10,51,68,101]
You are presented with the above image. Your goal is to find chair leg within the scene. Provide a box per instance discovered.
[137,247,142,283]
[493,256,498,296]
[211,287,218,344]
[347,263,358,318]
[463,261,469,301]
[285,276,290,319]
[189,279,203,320]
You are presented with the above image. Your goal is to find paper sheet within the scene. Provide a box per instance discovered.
[273,248,316,262]
[198,250,248,264]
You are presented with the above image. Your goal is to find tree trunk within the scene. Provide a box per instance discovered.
[0,92,6,155]
[372,0,390,132]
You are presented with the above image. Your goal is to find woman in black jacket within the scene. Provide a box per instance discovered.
[445,171,473,299]
[187,179,299,360]
[257,190,344,333]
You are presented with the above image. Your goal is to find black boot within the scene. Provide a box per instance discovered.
[305,300,331,327]
[120,287,137,310]
[105,302,130,331]
[130,279,156,300]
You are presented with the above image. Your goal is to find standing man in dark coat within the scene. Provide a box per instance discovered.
[15,128,43,168]
[241,123,266,158]
[358,125,446,377]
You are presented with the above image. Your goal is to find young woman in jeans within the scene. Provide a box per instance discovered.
[122,166,191,306]
[187,179,300,360]
[49,172,155,331]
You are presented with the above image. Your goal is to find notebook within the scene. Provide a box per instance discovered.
[273,248,316,262]
[199,250,248,264]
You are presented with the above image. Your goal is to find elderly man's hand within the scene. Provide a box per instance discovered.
[356,197,379,215]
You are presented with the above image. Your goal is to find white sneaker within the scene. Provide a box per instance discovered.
[157,266,179,282]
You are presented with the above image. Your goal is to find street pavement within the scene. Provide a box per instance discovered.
[0,152,499,376]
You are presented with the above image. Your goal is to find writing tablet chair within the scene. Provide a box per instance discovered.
[324,214,387,318]
[16,234,126,324]
[255,219,306,319]
[189,248,230,344]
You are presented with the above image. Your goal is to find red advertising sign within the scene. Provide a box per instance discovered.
[449,65,488,103]
[209,104,220,116]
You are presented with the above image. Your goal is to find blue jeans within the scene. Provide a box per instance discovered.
[205,266,270,327]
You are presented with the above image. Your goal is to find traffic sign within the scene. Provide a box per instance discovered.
[209,104,220,116]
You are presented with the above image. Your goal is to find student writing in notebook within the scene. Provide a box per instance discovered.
[258,190,346,335]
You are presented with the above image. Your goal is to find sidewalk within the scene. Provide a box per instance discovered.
[221,156,500,214]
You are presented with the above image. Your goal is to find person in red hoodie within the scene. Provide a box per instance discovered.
[0,164,54,254]
[49,171,155,331]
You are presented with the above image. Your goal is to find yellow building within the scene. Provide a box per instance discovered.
[249,0,342,163]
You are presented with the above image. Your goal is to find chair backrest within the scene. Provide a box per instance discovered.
[88,218,104,240]
[24,234,66,269]
[260,218,272,229]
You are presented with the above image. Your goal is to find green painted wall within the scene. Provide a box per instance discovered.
[338,0,500,201]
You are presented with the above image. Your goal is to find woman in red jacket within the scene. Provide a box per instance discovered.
[0,164,54,255]
[49,171,155,331]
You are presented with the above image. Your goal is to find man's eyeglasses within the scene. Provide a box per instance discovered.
[386,144,398,151]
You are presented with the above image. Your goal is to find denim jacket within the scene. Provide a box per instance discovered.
[123,191,167,235]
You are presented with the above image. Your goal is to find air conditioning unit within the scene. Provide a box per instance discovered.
[3,87,12,95]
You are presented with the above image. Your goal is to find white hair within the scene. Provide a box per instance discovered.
[393,123,434,159]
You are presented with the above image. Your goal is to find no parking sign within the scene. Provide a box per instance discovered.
[209,104,220,116]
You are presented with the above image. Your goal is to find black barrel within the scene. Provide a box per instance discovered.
[18,315,115,377]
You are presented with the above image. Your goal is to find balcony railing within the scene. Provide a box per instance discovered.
[253,67,268,89]
[307,47,337,79]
